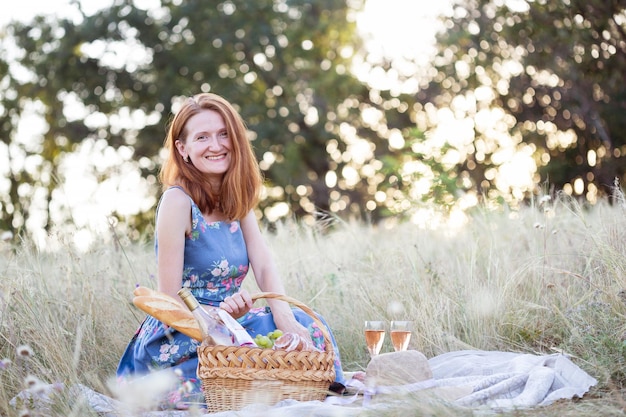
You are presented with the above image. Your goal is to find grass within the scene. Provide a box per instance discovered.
[1,193,626,415]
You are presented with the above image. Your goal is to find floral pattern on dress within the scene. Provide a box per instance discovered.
[152,337,198,368]
[187,215,202,241]
[211,258,231,278]
[206,221,221,230]
[181,215,249,305]
[158,341,180,362]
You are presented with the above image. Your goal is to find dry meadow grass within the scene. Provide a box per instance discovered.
[1,194,625,415]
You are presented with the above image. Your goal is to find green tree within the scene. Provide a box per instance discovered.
[418,0,626,204]
[0,0,415,239]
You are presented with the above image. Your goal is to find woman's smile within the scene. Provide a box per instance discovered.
[205,153,227,161]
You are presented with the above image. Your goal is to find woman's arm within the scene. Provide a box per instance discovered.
[155,188,191,301]
[240,210,312,340]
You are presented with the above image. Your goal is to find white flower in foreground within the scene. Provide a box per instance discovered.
[108,370,179,411]
[16,345,34,358]
[1,231,13,242]
[24,375,39,387]
[23,375,48,393]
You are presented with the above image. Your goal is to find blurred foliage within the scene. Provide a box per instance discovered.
[1,0,626,241]
[0,0,413,237]
[415,0,626,204]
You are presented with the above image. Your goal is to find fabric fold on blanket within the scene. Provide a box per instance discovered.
[428,350,598,408]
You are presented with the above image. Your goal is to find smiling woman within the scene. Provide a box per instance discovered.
[115,92,347,409]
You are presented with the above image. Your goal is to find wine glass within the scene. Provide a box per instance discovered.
[364,320,386,357]
[390,320,412,352]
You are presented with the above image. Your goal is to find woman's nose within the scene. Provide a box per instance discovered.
[205,134,220,148]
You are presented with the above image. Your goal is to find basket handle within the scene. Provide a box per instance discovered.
[251,292,334,354]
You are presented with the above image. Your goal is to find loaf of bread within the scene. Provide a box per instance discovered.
[132,286,155,297]
[132,286,203,342]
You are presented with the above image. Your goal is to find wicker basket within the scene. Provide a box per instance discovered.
[197,292,336,413]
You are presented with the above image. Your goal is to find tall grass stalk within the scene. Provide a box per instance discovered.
[1,195,625,415]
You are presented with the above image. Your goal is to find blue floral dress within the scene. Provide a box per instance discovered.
[116,187,345,409]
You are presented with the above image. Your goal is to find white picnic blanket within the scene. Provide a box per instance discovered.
[10,350,597,416]
[428,350,597,408]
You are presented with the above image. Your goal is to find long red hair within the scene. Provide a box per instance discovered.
[159,93,262,220]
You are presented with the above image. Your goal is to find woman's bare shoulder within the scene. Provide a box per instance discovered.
[160,187,191,211]
[239,210,258,228]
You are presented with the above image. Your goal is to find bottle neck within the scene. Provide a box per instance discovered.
[182,296,199,311]
[178,288,200,311]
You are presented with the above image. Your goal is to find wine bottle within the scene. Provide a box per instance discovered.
[177,288,234,346]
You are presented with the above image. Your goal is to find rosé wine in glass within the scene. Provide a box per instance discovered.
[390,321,412,352]
[364,321,386,357]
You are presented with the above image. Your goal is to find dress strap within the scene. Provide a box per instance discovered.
[166,185,187,195]
[154,186,197,253]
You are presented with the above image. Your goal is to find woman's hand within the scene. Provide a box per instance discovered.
[275,317,314,345]
[219,289,253,319]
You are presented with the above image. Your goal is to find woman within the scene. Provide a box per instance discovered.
[116,93,345,409]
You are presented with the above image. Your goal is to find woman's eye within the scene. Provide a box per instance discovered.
[219,131,228,139]
[197,135,208,141]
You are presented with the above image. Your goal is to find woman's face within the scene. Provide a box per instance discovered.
[176,109,232,181]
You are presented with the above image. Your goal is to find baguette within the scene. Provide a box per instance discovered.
[133,285,156,297]
[132,288,203,342]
